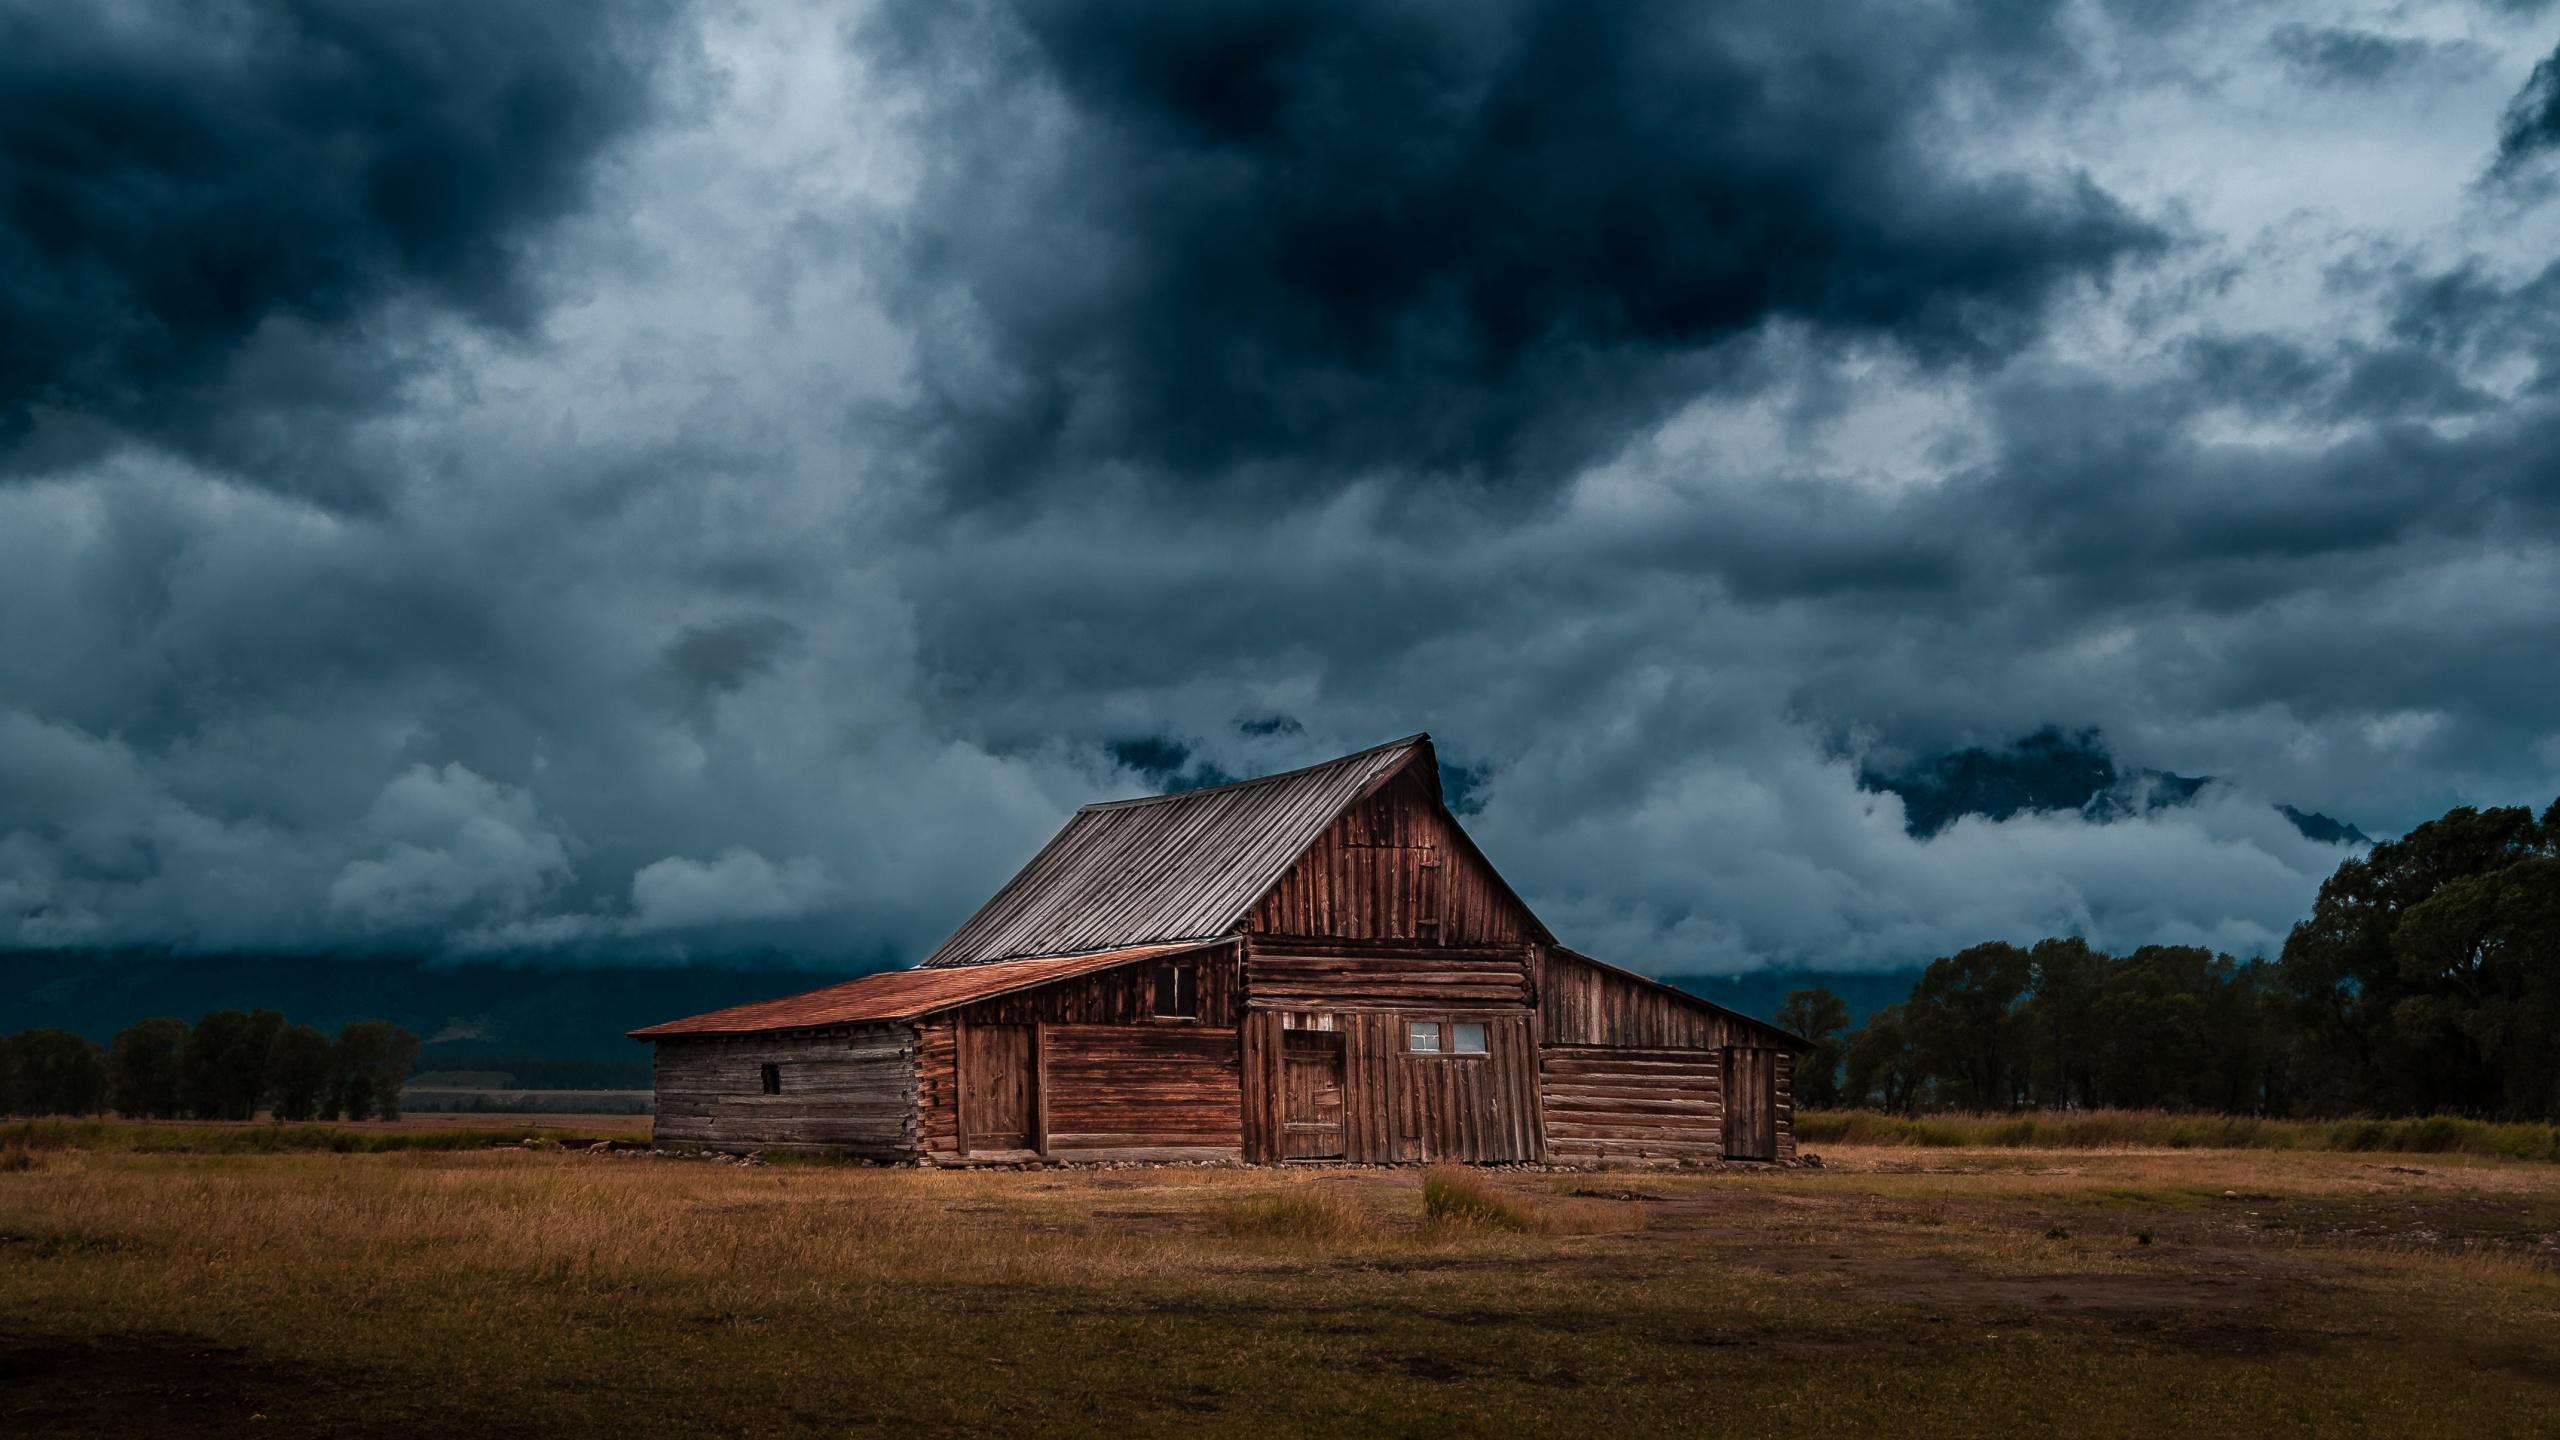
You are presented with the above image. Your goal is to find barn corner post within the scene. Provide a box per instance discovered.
[1033,1018,1050,1159]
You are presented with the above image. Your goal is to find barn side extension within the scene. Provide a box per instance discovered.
[634,734,1810,1163]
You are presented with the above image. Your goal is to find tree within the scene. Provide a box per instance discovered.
[108,1018,190,1119]
[0,1033,18,1116]
[2277,803,2554,1115]
[2023,938,2105,1109]
[1905,942,2035,1110]
[182,1010,285,1120]
[10,1030,108,1115]
[333,1021,421,1121]
[2389,856,2560,1119]
[1843,1003,1922,1114]
[2090,946,2226,1109]
[267,1024,339,1122]
[1775,987,1851,1109]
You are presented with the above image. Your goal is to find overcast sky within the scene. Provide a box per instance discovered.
[5,0,2559,974]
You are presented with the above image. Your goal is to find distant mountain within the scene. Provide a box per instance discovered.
[0,950,873,1082]
[1662,967,1918,1031]
[1863,726,2369,846]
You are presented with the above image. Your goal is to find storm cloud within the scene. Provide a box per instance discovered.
[0,0,676,500]
[3,0,2560,976]
[873,0,2160,502]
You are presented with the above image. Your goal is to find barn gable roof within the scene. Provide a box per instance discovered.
[627,940,1225,1038]
[919,733,1452,968]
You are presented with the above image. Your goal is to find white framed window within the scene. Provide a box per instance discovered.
[1406,1019,1490,1056]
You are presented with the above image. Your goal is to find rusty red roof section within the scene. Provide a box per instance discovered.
[627,939,1228,1038]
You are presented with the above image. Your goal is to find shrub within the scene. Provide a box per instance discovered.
[1422,1166,1543,1232]
[1215,1189,1366,1243]
[1793,1109,2560,1162]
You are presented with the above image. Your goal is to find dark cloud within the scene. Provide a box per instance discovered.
[2492,42,2560,174]
[871,0,2163,503]
[2269,25,2479,87]
[4,2,2558,980]
[0,0,676,499]
[665,616,801,703]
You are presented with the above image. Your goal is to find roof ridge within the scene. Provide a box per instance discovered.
[1075,732,1430,812]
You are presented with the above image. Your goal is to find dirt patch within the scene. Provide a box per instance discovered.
[1868,1271,2269,1317]
[0,1330,533,1439]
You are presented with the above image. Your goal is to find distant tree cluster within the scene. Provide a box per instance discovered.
[1784,797,2560,1122]
[0,1015,421,1121]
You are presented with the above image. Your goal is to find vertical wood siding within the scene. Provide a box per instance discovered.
[1247,769,1537,945]
[1540,950,1786,1049]
[649,1027,917,1156]
[911,948,1248,1162]
[943,943,1239,1028]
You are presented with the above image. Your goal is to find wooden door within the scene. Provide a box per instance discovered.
[1280,1030,1345,1160]
[1722,1047,1776,1160]
[961,1024,1037,1152]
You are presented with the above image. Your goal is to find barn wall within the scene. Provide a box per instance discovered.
[1540,1046,1722,1164]
[1539,951,1782,1050]
[1247,767,1537,945]
[1044,1024,1242,1158]
[650,1026,917,1156]
[945,944,1240,1028]
[1242,1002,1538,1163]
[1243,940,1533,1010]
[1775,1050,1797,1161]
[915,948,1247,1162]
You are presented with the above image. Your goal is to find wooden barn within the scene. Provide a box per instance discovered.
[632,735,1808,1165]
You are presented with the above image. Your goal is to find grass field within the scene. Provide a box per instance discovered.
[4,1125,2558,1437]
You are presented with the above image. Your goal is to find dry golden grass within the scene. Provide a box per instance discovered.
[3,1124,2557,1437]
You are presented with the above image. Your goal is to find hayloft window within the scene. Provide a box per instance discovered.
[760,1063,781,1095]
[1152,962,1198,1019]
[1407,1020,1443,1053]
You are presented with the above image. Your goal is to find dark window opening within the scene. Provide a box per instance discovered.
[1153,962,1198,1019]
[760,1063,781,1095]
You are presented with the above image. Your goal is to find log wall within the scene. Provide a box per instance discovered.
[1248,768,1538,945]
[1539,1045,1723,1164]
[649,1026,917,1156]
[1042,1024,1242,1158]
[1243,940,1533,1010]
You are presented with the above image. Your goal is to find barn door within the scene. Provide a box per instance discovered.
[1722,1047,1777,1160]
[961,1024,1037,1152]
[1280,1030,1345,1160]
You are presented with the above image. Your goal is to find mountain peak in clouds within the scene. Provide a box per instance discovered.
[1865,727,2368,846]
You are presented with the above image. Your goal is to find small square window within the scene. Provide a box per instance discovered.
[760,1063,781,1095]
[1450,1022,1488,1055]
[1152,962,1198,1019]
[1407,1021,1443,1053]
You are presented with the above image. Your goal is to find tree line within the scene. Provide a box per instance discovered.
[1776,795,2560,1121]
[0,1014,422,1122]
